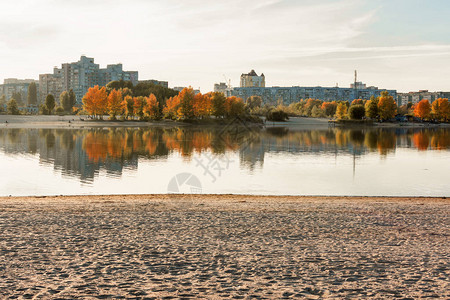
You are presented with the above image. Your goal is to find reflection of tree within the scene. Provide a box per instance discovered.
[413,132,430,151]
[430,129,450,150]
[0,127,449,184]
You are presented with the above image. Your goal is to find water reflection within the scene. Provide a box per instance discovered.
[0,127,449,183]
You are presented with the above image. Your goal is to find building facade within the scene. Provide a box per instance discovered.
[240,70,265,88]
[39,56,138,105]
[0,78,39,106]
[397,90,450,106]
[231,84,397,105]
[138,80,169,88]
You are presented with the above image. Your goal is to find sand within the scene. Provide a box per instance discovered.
[0,194,448,299]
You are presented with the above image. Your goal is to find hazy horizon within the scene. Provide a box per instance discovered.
[1,0,450,93]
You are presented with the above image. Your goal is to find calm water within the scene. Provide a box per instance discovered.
[0,125,449,196]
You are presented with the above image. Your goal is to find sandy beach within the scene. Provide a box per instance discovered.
[0,194,448,299]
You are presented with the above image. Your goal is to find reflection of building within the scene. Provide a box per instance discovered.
[397,90,450,105]
[0,78,39,105]
[39,56,138,105]
[240,70,265,88]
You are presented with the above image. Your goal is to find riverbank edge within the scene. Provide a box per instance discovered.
[1,194,448,204]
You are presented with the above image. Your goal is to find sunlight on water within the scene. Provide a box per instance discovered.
[0,127,449,196]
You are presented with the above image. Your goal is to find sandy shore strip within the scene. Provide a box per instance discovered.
[0,194,448,299]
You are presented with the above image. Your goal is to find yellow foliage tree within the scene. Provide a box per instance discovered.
[107,89,123,120]
[143,93,159,120]
[377,92,397,120]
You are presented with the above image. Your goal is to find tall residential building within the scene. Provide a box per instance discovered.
[39,56,138,104]
[240,70,265,88]
[397,90,450,106]
[0,78,39,105]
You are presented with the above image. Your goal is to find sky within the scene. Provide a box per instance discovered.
[1,0,450,93]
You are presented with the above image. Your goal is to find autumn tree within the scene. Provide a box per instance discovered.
[163,96,180,119]
[177,88,195,119]
[122,95,135,119]
[321,101,337,117]
[82,86,108,118]
[193,93,212,118]
[107,89,123,120]
[143,93,159,120]
[414,99,431,120]
[304,99,323,116]
[377,92,397,121]
[225,96,245,117]
[431,98,449,121]
[351,99,364,106]
[133,96,146,120]
[45,94,56,115]
[335,102,347,119]
[365,96,378,119]
[27,82,37,106]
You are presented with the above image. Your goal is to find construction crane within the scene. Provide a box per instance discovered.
[223,74,232,89]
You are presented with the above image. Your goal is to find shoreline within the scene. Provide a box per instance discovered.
[1,115,449,130]
[1,194,448,202]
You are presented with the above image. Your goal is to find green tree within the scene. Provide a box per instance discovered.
[27,82,38,106]
[106,80,134,92]
[311,105,325,118]
[211,92,226,118]
[12,92,22,106]
[45,94,56,115]
[348,104,366,120]
[39,104,49,115]
[60,91,71,113]
[69,89,77,110]
[0,95,5,112]
[7,99,20,115]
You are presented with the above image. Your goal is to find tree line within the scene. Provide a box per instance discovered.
[81,85,247,121]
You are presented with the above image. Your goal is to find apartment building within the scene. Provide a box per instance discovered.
[0,78,39,105]
[39,56,138,104]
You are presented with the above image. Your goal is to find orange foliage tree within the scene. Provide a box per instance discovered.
[143,93,159,120]
[82,86,108,118]
[321,101,337,117]
[122,95,134,119]
[431,98,449,121]
[377,92,397,120]
[133,96,145,120]
[107,89,123,120]
[177,88,195,119]
[193,93,212,118]
[351,99,364,106]
[413,99,431,120]
[163,96,181,120]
